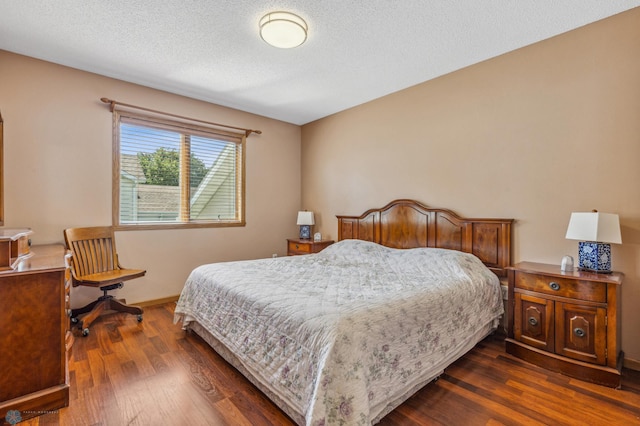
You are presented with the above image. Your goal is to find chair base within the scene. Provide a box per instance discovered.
[71,292,143,336]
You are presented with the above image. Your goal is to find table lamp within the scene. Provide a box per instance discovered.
[297,211,315,240]
[565,210,621,273]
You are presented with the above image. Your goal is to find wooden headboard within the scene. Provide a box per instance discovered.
[337,199,513,277]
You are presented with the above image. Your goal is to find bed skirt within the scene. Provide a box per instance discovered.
[184,317,499,425]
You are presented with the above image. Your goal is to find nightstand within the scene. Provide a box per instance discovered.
[287,238,334,256]
[505,262,623,387]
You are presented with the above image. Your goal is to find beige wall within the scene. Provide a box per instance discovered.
[302,9,640,364]
[0,50,301,309]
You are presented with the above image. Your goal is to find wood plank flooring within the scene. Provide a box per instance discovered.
[19,302,640,425]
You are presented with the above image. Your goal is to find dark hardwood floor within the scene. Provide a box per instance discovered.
[19,303,640,425]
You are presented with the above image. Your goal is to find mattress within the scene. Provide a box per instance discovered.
[174,239,504,425]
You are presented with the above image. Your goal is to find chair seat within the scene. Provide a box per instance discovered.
[73,268,146,287]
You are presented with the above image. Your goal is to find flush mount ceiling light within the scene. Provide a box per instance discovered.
[259,11,308,49]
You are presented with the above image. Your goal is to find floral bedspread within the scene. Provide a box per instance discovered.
[174,239,503,425]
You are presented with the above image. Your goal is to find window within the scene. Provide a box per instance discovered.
[113,110,245,229]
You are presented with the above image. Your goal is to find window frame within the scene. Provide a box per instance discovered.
[112,109,246,231]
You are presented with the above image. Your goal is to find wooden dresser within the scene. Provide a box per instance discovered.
[287,238,334,256]
[506,262,623,387]
[0,244,72,422]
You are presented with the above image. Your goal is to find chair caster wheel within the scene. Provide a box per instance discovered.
[71,317,78,324]
[82,328,90,337]
[137,314,143,322]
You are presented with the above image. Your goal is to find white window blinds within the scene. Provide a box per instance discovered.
[114,111,245,229]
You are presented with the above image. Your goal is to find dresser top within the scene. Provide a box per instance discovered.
[0,244,67,276]
[0,228,32,241]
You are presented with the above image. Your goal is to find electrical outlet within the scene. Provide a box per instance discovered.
[500,285,508,300]
[272,253,278,258]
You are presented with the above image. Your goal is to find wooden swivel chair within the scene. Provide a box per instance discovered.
[64,226,146,336]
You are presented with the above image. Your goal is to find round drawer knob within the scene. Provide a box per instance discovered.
[549,281,560,291]
[528,317,538,326]
[574,327,586,338]
[295,244,300,249]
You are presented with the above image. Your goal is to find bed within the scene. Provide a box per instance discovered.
[174,199,513,425]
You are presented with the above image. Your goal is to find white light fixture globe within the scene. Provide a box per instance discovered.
[259,11,308,49]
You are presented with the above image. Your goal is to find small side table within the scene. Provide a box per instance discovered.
[287,238,334,256]
[505,261,623,387]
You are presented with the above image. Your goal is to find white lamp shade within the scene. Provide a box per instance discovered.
[296,211,315,226]
[259,12,308,49]
[565,212,622,244]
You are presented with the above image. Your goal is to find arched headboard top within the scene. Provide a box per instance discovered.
[337,199,513,277]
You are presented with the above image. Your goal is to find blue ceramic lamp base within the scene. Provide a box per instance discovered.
[577,241,612,273]
[299,225,312,240]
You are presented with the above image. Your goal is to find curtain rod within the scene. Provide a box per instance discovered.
[100,97,262,137]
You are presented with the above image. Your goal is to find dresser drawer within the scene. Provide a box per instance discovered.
[65,330,74,352]
[288,240,312,254]
[514,271,606,303]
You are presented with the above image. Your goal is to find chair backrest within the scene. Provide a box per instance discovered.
[64,226,120,278]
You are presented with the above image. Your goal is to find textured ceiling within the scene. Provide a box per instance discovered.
[1,1,639,125]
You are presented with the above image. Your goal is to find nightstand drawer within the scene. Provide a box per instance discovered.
[514,271,606,303]
[287,239,334,256]
[288,241,312,254]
